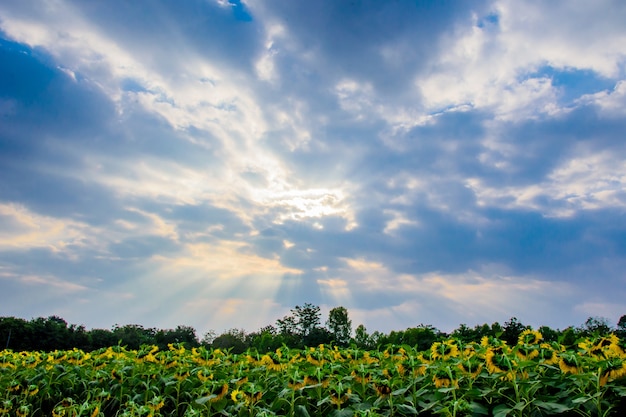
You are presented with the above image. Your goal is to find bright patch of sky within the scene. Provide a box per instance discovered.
[1,0,625,336]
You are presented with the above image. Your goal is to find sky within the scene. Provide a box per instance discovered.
[1,0,626,338]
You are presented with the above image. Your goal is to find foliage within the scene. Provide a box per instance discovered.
[326,307,352,347]
[2,331,626,416]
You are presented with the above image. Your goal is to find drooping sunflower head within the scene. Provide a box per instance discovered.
[485,346,515,374]
[600,359,626,386]
[431,340,460,361]
[432,366,459,389]
[518,329,542,346]
[558,352,580,375]
[329,387,352,406]
[515,344,539,361]
[374,380,392,397]
[536,343,558,365]
[457,357,483,379]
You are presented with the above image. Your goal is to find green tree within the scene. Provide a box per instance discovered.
[155,325,199,349]
[502,317,528,345]
[212,328,248,353]
[580,316,612,336]
[112,324,156,349]
[354,324,373,349]
[293,303,321,338]
[326,306,352,346]
[88,328,118,350]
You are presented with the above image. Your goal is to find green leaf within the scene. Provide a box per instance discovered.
[570,396,590,404]
[535,401,573,413]
[294,405,311,417]
[331,410,355,417]
[395,404,418,414]
[493,404,512,417]
[512,401,527,411]
[468,402,489,415]
[195,395,216,405]
[392,387,408,396]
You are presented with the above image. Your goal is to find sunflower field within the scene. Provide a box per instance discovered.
[2,331,626,417]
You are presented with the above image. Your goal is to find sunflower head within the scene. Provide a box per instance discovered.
[518,329,542,345]
[558,352,580,375]
[431,340,460,361]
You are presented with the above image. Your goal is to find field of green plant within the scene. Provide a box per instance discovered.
[2,331,626,417]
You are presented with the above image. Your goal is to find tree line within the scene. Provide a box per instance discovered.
[2,304,625,353]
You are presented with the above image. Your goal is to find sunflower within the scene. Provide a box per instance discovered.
[174,370,190,381]
[374,381,392,398]
[147,397,164,413]
[558,353,580,375]
[432,367,458,389]
[16,405,30,417]
[196,370,213,382]
[518,329,542,345]
[457,357,483,379]
[515,344,539,361]
[260,354,285,371]
[303,374,329,388]
[230,389,246,404]
[26,385,39,396]
[536,343,558,365]
[350,370,371,385]
[599,359,626,386]
[431,340,460,361]
[329,388,351,407]
[201,383,229,403]
[485,346,515,375]
[1,400,13,415]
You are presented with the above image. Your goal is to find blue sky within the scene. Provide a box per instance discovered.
[1,0,626,337]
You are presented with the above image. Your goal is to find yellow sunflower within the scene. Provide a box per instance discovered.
[431,340,460,361]
[518,329,542,345]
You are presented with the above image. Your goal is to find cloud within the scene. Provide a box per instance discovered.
[1,0,625,335]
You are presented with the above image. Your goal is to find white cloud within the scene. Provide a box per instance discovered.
[415,0,626,122]
[467,149,626,216]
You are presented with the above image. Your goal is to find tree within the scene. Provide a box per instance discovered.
[201,330,217,346]
[293,303,321,338]
[354,324,372,349]
[155,325,199,349]
[402,325,442,351]
[502,317,528,345]
[580,316,612,336]
[326,306,352,346]
[88,328,118,350]
[112,324,156,349]
[212,328,248,353]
